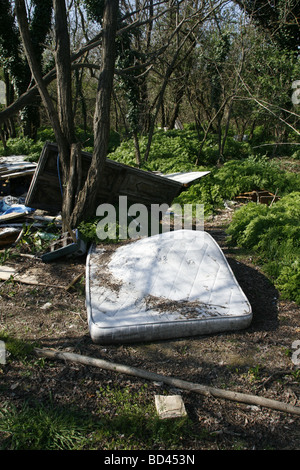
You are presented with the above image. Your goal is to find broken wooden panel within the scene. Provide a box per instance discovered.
[25,143,210,213]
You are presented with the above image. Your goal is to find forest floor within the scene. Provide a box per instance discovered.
[0,206,299,451]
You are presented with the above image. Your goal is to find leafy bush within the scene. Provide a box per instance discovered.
[175,155,300,215]
[109,131,300,215]
[226,192,300,304]
[0,127,119,162]
[110,128,257,169]
[0,136,44,161]
[111,129,202,170]
[213,156,300,198]
[108,131,300,217]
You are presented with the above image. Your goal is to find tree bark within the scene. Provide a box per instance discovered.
[54,0,75,147]
[53,0,80,229]
[70,0,119,227]
[16,0,119,229]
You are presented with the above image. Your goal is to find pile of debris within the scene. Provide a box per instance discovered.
[0,155,38,248]
[0,151,87,263]
[0,155,37,198]
[0,142,211,260]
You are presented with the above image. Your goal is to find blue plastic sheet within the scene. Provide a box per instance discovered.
[0,197,35,216]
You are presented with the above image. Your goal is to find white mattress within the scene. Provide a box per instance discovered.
[86,230,252,344]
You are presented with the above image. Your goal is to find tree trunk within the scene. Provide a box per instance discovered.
[54,0,75,147]
[70,0,119,227]
[16,0,119,230]
[168,84,185,129]
[53,0,79,229]
[133,130,142,167]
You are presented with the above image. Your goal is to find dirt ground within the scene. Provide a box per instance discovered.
[0,208,299,450]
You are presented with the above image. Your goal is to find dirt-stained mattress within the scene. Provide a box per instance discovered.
[86,230,252,344]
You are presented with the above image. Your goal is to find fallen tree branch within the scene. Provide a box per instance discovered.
[34,348,300,417]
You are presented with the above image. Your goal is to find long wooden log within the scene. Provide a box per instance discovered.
[34,348,300,417]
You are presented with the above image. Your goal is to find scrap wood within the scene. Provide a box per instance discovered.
[0,211,29,223]
[0,264,83,290]
[34,347,300,417]
[0,169,36,179]
[24,214,62,226]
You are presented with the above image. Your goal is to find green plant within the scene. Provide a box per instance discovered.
[227,192,300,304]
[0,248,18,265]
[0,401,93,450]
[16,223,60,254]
[0,136,45,161]
[175,154,300,216]
[291,369,300,382]
[248,364,261,382]
[0,332,36,360]
[93,384,192,450]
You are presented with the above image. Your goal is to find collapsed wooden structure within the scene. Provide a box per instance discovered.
[25,142,210,213]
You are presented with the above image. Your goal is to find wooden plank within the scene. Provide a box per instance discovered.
[0,211,29,222]
[0,169,36,179]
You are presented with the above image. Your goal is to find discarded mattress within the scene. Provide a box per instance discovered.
[86,230,252,344]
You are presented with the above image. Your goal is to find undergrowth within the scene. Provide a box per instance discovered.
[227,192,300,304]
[174,155,300,215]
[0,401,94,450]
[109,128,251,170]
[0,385,196,450]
